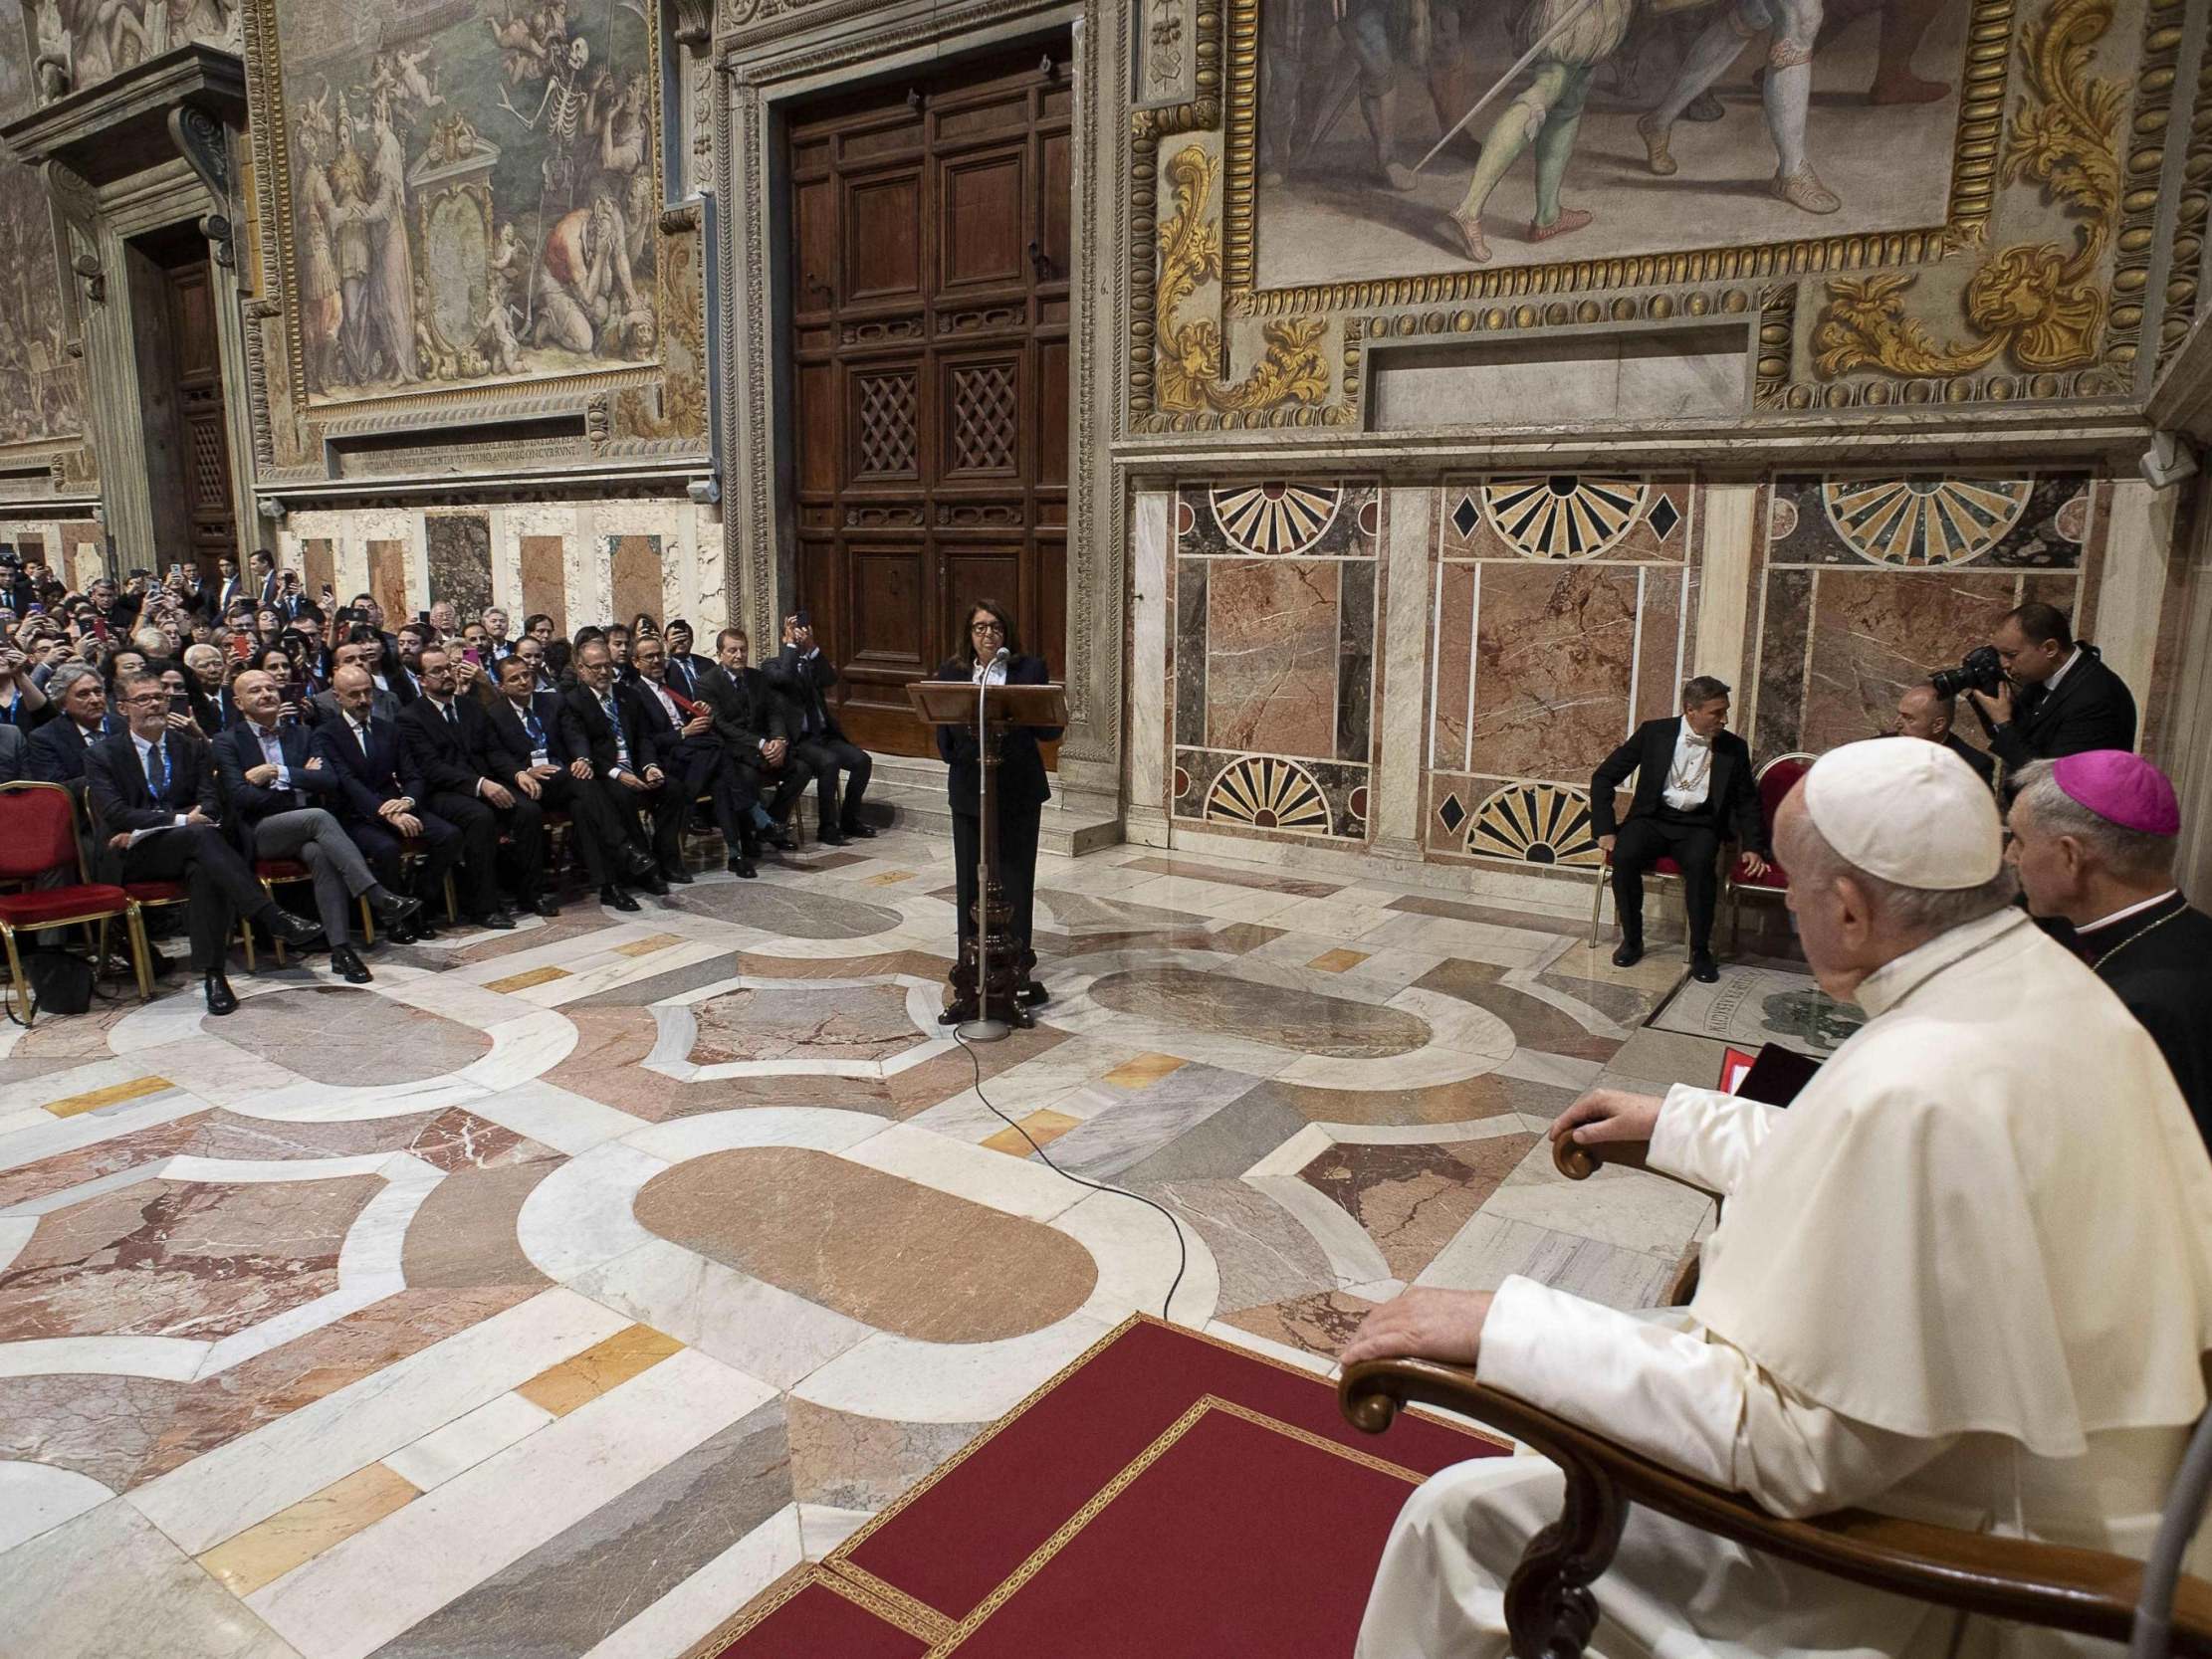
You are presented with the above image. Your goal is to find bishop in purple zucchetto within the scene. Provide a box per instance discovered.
[2050,749,2181,837]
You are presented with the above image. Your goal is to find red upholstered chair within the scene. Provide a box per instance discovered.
[0,781,149,1020]
[1729,752,1815,950]
[247,859,377,967]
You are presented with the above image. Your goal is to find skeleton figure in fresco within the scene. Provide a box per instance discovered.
[1443,0,1638,262]
[1636,0,1843,213]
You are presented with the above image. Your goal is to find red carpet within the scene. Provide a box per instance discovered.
[695,1316,1504,1657]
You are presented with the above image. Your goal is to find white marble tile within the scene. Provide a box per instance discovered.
[0,1333,209,1381]
[0,1216,33,1272]
[514,1141,668,1282]
[462,1080,644,1154]
[247,1349,774,1659]
[1415,1212,1680,1310]
[1489,1048,1608,1092]
[792,1313,1120,1425]
[0,1499,305,1659]
[126,1289,632,1555]
[579,1506,803,1659]
[0,1088,205,1175]
[0,1459,112,1556]
[380,1391,553,1491]
[796,1503,874,1560]
[621,1105,889,1163]
[1244,1173,1394,1289]
[840,1122,1088,1222]
[1058,1185,1220,1330]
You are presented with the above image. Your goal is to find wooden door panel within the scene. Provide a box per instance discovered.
[797,362,838,493]
[845,362,923,486]
[843,172,924,303]
[846,545,933,676]
[1039,130,1072,282]
[794,176,840,314]
[939,148,1025,293]
[940,352,1023,482]
[1036,339,1069,489]
[942,547,1022,660]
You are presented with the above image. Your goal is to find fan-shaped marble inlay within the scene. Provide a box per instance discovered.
[1465,782,1603,867]
[633,1147,1097,1344]
[663,884,905,939]
[1209,483,1343,555]
[1480,476,1650,559]
[1821,478,2035,567]
[210,987,493,1084]
[0,1175,381,1345]
[1087,968,1429,1059]
[1203,755,1331,833]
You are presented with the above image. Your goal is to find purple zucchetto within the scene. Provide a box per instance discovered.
[2051,750,2181,837]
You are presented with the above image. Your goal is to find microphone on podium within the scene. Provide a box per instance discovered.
[991,646,1009,666]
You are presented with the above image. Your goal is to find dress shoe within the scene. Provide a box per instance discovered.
[816,829,848,848]
[266,908,326,948]
[762,825,796,852]
[1017,980,1049,1008]
[369,889,423,931]
[1690,949,1720,983]
[729,855,758,879]
[532,895,560,918]
[599,883,642,913]
[407,917,443,941]
[203,971,238,1017]
[331,944,373,984]
[1611,938,1644,968]
[633,870,669,897]
[470,910,519,932]
[840,821,877,840]
[937,1003,977,1027]
[659,863,695,886]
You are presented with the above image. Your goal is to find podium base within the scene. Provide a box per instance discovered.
[956,1017,1013,1043]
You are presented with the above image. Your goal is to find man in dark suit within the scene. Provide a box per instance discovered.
[26,664,122,788]
[1970,602,2137,768]
[249,550,280,610]
[89,672,323,1013]
[662,620,713,700]
[1893,683,1995,786]
[560,637,681,888]
[182,644,239,737]
[626,632,749,883]
[698,627,808,876]
[309,664,464,937]
[484,654,658,910]
[1591,675,1771,983]
[308,642,401,727]
[397,646,529,926]
[215,555,245,614]
[766,612,873,845]
[218,668,421,980]
[0,722,26,785]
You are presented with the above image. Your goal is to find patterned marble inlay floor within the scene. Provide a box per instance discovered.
[0,825,1728,1659]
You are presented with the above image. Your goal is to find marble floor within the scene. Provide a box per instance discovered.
[0,825,1734,1659]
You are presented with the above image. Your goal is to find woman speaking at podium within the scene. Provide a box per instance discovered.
[936,598,1062,1014]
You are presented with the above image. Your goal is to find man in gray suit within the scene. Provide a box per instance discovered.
[0,722,25,785]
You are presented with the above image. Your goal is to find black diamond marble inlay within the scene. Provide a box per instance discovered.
[1648,496,1680,541]
[1450,495,1480,538]
[1438,793,1466,833]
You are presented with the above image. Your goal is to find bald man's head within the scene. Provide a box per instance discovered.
[333,664,375,720]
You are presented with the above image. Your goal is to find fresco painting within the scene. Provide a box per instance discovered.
[0,38,82,449]
[276,0,659,403]
[1254,0,1973,287]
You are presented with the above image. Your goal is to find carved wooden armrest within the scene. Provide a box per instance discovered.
[1340,1358,2212,1658]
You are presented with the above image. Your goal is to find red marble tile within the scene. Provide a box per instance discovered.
[1205,560,1340,757]
[1468,564,1639,781]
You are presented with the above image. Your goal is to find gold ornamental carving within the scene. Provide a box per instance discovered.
[1152,145,1329,420]
[1812,0,2122,379]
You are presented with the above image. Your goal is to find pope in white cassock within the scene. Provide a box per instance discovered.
[1346,737,2212,1658]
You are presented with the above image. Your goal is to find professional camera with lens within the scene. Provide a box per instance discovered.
[1930,645,2004,700]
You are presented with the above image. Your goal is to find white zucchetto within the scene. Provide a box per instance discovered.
[1801,737,2002,891]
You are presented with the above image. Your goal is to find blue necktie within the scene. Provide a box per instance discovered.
[524,709,545,747]
[145,740,168,802]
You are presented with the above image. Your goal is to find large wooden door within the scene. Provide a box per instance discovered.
[162,259,237,575]
[787,43,1073,755]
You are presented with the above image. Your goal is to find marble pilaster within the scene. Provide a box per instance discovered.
[1692,483,1757,694]
[1370,486,1432,860]
[1127,487,1172,847]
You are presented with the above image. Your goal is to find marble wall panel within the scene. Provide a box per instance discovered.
[301,538,335,605]
[427,515,495,623]
[1173,556,1207,750]
[1466,565,1640,783]
[1431,562,1475,773]
[1439,478,1690,564]
[1204,559,1340,755]
[519,535,568,639]
[609,535,664,634]
[1800,570,2045,752]
[1339,558,1375,758]
[1766,475,2092,569]
[366,539,409,629]
[59,522,104,589]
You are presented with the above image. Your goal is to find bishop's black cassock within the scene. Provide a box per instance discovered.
[2075,891,2212,1150]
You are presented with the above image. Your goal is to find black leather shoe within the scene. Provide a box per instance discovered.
[938,1003,977,1026]
[471,910,519,932]
[331,944,373,984]
[633,871,669,897]
[203,971,238,1017]
[840,821,877,840]
[532,896,560,919]
[816,829,848,847]
[1611,939,1644,968]
[1690,949,1720,983]
[729,856,758,879]
[763,825,796,852]
[659,863,695,886]
[266,909,326,948]
[369,889,423,931]
[408,917,442,941]
[600,883,642,913]
[1017,980,1049,1008]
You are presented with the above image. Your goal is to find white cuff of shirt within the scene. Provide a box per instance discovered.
[172,813,188,827]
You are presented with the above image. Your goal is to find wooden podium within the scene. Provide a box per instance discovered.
[907,677,1067,1038]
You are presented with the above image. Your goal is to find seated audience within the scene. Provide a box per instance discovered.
[1970,601,2137,765]
[1892,681,1993,783]
[481,607,514,659]
[310,641,401,726]
[559,637,676,892]
[1591,674,1770,982]
[698,626,806,874]
[524,612,555,646]
[183,643,237,735]
[0,636,49,732]
[88,672,324,1014]
[662,619,710,697]
[309,665,463,939]
[2007,751,2212,1147]
[484,653,657,910]
[26,664,120,786]
[1345,737,2212,1658]
[216,669,422,981]
[767,611,873,845]
[397,645,536,926]
[627,632,743,883]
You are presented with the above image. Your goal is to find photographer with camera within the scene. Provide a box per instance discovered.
[1945,602,2136,769]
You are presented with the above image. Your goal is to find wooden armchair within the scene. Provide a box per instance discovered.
[1338,1132,2212,1657]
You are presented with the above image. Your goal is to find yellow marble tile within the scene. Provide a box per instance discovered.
[515,1324,684,1416]
[484,965,571,994]
[864,870,916,886]
[981,1109,1082,1157]
[1101,1053,1188,1091]
[196,1464,420,1596]
[612,933,686,957]
[1306,948,1370,973]
[42,1075,170,1119]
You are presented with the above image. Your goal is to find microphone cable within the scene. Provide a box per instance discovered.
[949,1023,1191,1325]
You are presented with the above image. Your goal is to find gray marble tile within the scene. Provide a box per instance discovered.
[1113,1090,1309,1186]
[1154,1179,1335,1314]
[369,1397,791,1659]
[1036,1064,1265,1181]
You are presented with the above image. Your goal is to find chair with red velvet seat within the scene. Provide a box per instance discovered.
[244,859,378,969]
[0,780,149,1020]
[1728,752,1815,950]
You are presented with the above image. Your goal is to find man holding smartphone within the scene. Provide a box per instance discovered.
[766,610,873,845]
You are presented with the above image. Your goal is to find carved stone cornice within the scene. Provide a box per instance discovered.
[0,44,247,187]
